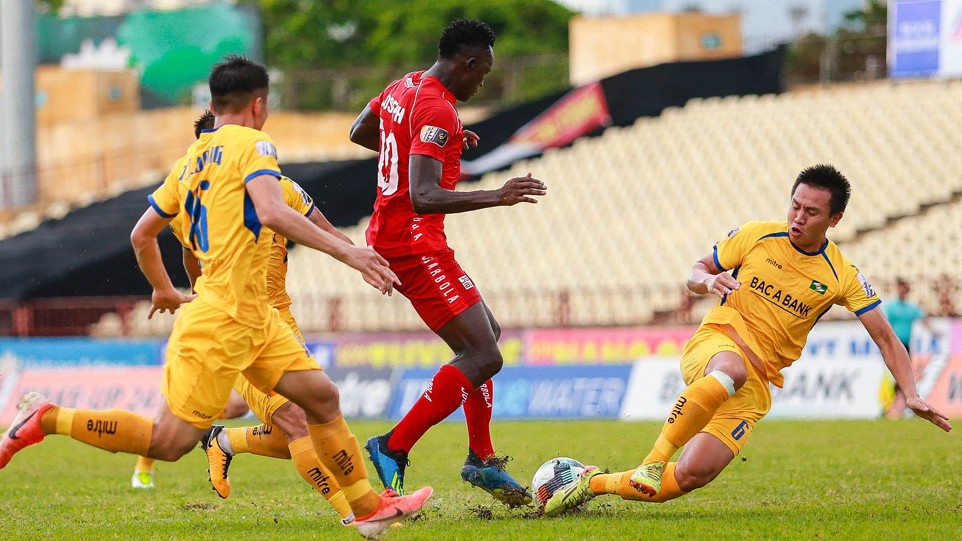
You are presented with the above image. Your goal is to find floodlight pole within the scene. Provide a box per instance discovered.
[1,0,38,210]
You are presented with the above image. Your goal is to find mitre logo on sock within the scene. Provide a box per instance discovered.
[333,449,355,475]
[86,419,118,437]
[307,467,332,494]
[667,396,687,424]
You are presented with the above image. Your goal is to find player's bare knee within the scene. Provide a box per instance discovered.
[478,344,503,379]
[303,378,341,423]
[271,403,309,441]
[707,353,748,389]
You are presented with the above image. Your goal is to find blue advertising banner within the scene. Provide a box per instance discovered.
[325,367,396,419]
[891,0,942,78]
[389,365,633,420]
[0,338,162,368]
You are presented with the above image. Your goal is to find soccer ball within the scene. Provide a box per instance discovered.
[531,457,586,511]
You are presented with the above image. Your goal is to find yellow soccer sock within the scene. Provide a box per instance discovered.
[39,406,152,456]
[136,456,154,472]
[226,427,250,454]
[229,425,291,459]
[589,464,687,502]
[307,415,380,518]
[643,372,733,465]
[289,436,352,519]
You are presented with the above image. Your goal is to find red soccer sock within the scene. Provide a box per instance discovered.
[463,379,494,460]
[388,364,473,453]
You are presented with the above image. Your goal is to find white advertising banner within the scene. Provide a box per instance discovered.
[621,320,952,420]
[940,0,962,76]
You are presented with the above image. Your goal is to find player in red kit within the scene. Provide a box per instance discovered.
[349,19,545,507]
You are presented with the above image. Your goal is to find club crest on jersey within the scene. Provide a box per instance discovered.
[420,125,449,147]
[255,140,277,158]
[809,280,827,295]
[856,273,876,298]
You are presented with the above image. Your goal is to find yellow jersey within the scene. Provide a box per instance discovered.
[705,220,881,387]
[267,177,315,309]
[149,124,282,328]
[167,176,314,311]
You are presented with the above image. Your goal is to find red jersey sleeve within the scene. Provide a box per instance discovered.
[409,98,459,162]
[369,93,382,115]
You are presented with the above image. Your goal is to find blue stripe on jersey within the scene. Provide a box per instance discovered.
[854,299,881,316]
[721,265,741,306]
[147,194,177,218]
[713,244,727,272]
[304,203,316,217]
[244,169,281,184]
[820,251,839,281]
[243,191,262,240]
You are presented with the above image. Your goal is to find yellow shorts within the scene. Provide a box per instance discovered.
[230,307,305,424]
[680,324,772,455]
[163,298,318,429]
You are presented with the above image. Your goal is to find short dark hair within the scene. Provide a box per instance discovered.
[792,164,851,215]
[193,110,215,139]
[208,54,269,114]
[438,19,496,59]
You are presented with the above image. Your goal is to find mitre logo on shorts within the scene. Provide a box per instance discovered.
[458,275,475,290]
[255,140,277,158]
[420,125,449,147]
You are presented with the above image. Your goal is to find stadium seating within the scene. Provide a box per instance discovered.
[284,79,962,332]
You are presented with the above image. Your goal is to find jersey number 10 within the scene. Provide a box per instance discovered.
[377,119,399,196]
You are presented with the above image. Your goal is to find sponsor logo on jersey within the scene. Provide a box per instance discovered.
[404,77,415,88]
[856,273,875,298]
[727,227,740,238]
[809,280,827,294]
[749,276,813,318]
[255,140,277,158]
[459,275,475,290]
[420,125,449,147]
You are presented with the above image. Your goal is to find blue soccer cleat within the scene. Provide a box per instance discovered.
[461,450,533,508]
[365,432,408,495]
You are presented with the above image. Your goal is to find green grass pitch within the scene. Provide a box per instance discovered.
[0,419,959,540]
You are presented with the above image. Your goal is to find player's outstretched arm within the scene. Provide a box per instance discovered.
[409,154,546,214]
[349,103,380,153]
[307,208,354,246]
[131,208,196,318]
[247,175,399,294]
[686,253,741,299]
[858,307,952,432]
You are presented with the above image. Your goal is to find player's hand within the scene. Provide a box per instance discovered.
[463,129,480,149]
[148,288,196,319]
[906,396,953,432]
[704,273,740,299]
[345,246,400,296]
[497,172,546,206]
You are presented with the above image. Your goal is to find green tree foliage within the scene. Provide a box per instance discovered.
[246,0,573,70]
[242,0,574,109]
[36,0,64,14]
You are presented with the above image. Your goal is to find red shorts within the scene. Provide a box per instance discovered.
[388,248,482,332]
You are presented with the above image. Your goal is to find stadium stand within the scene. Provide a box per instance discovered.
[283,79,962,332]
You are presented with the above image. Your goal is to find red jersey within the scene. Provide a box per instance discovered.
[366,71,465,257]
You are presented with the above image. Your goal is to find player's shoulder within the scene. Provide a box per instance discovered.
[728,220,786,241]
[824,241,862,279]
